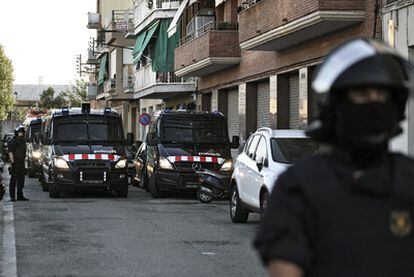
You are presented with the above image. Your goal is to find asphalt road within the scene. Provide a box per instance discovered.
[1,172,266,277]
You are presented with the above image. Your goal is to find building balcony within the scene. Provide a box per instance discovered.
[174,21,241,77]
[238,0,366,51]
[132,0,180,36]
[104,10,134,44]
[134,63,196,99]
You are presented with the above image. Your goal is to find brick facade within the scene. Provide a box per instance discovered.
[197,0,381,92]
[174,31,240,71]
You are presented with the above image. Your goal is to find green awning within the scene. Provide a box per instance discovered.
[133,31,147,65]
[132,21,160,65]
[98,53,108,86]
[152,19,180,72]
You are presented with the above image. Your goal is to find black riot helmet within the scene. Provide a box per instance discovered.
[307,38,414,143]
[14,125,26,137]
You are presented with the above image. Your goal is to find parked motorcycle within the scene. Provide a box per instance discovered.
[196,170,230,203]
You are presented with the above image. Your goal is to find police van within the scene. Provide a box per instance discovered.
[24,118,43,177]
[142,110,239,198]
[39,104,134,198]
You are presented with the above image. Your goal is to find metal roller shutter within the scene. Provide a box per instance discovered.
[256,81,270,129]
[227,89,239,159]
[289,74,300,129]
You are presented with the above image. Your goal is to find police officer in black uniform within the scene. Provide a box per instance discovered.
[254,38,414,277]
[8,125,29,201]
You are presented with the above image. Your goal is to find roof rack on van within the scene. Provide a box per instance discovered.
[257,127,273,135]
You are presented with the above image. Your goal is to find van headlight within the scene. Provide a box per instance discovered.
[32,150,42,159]
[159,157,174,170]
[220,159,233,172]
[54,157,69,169]
[115,159,127,169]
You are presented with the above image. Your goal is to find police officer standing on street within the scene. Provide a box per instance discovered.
[254,38,414,277]
[8,125,29,201]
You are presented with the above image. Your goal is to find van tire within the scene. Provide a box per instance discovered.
[149,177,163,198]
[41,176,49,192]
[28,168,36,178]
[116,186,128,198]
[49,186,59,198]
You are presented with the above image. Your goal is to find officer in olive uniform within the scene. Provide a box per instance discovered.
[8,125,29,201]
[254,39,414,277]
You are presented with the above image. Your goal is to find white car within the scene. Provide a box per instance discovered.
[230,128,318,223]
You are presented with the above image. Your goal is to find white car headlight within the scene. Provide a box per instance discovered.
[220,159,234,172]
[159,157,174,170]
[54,157,69,169]
[32,150,42,159]
[115,159,127,169]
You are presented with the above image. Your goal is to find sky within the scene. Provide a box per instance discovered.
[0,0,96,85]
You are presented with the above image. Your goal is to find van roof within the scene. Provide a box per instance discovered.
[50,107,119,117]
[154,110,225,118]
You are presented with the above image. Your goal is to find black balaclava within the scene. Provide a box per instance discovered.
[333,93,399,168]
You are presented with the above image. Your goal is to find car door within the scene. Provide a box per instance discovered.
[238,135,260,204]
[248,136,271,208]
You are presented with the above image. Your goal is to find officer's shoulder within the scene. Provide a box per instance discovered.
[392,153,414,176]
[280,155,329,187]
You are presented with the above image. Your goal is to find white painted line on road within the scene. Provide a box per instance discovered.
[201,252,216,256]
[1,201,18,277]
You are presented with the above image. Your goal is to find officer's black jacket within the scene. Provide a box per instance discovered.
[8,137,27,161]
[254,153,414,277]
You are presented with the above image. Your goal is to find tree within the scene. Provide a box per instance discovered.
[62,79,88,107]
[0,45,15,120]
[38,87,67,110]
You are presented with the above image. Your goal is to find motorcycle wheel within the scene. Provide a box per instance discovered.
[197,189,212,203]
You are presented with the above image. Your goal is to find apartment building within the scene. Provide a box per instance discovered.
[382,0,414,156]
[172,0,381,143]
[129,0,196,108]
[87,0,137,135]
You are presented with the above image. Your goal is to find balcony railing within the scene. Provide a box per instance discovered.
[179,21,238,46]
[135,64,194,91]
[133,0,180,28]
[237,0,263,13]
[105,10,134,31]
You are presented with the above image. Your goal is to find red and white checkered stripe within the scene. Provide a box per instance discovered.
[62,154,120,162]
[167,156,225,164]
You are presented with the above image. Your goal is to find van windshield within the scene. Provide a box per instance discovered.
[161,117,228,144]
[53,117,122,143]
[29,123,41,140]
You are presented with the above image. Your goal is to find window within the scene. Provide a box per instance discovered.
[255,137,267,163]
[271,138,319,164]
[247,135,260,159]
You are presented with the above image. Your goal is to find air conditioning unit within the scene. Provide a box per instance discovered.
[87,12,100,29]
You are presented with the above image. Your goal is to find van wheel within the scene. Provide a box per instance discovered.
[260,191,269,220]
[28,169,36,178]
[49,186,59,198]
[230,185,249,223]
[148,177,163,198]
[41,176,49,192]
[142,173,149,191]
[116,186,128,198]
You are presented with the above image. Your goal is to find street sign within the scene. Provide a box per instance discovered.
[139,113,151,126]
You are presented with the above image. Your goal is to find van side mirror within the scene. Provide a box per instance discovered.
[230,136,240,149]
[127,132,134,146]
[146,132,158,146]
